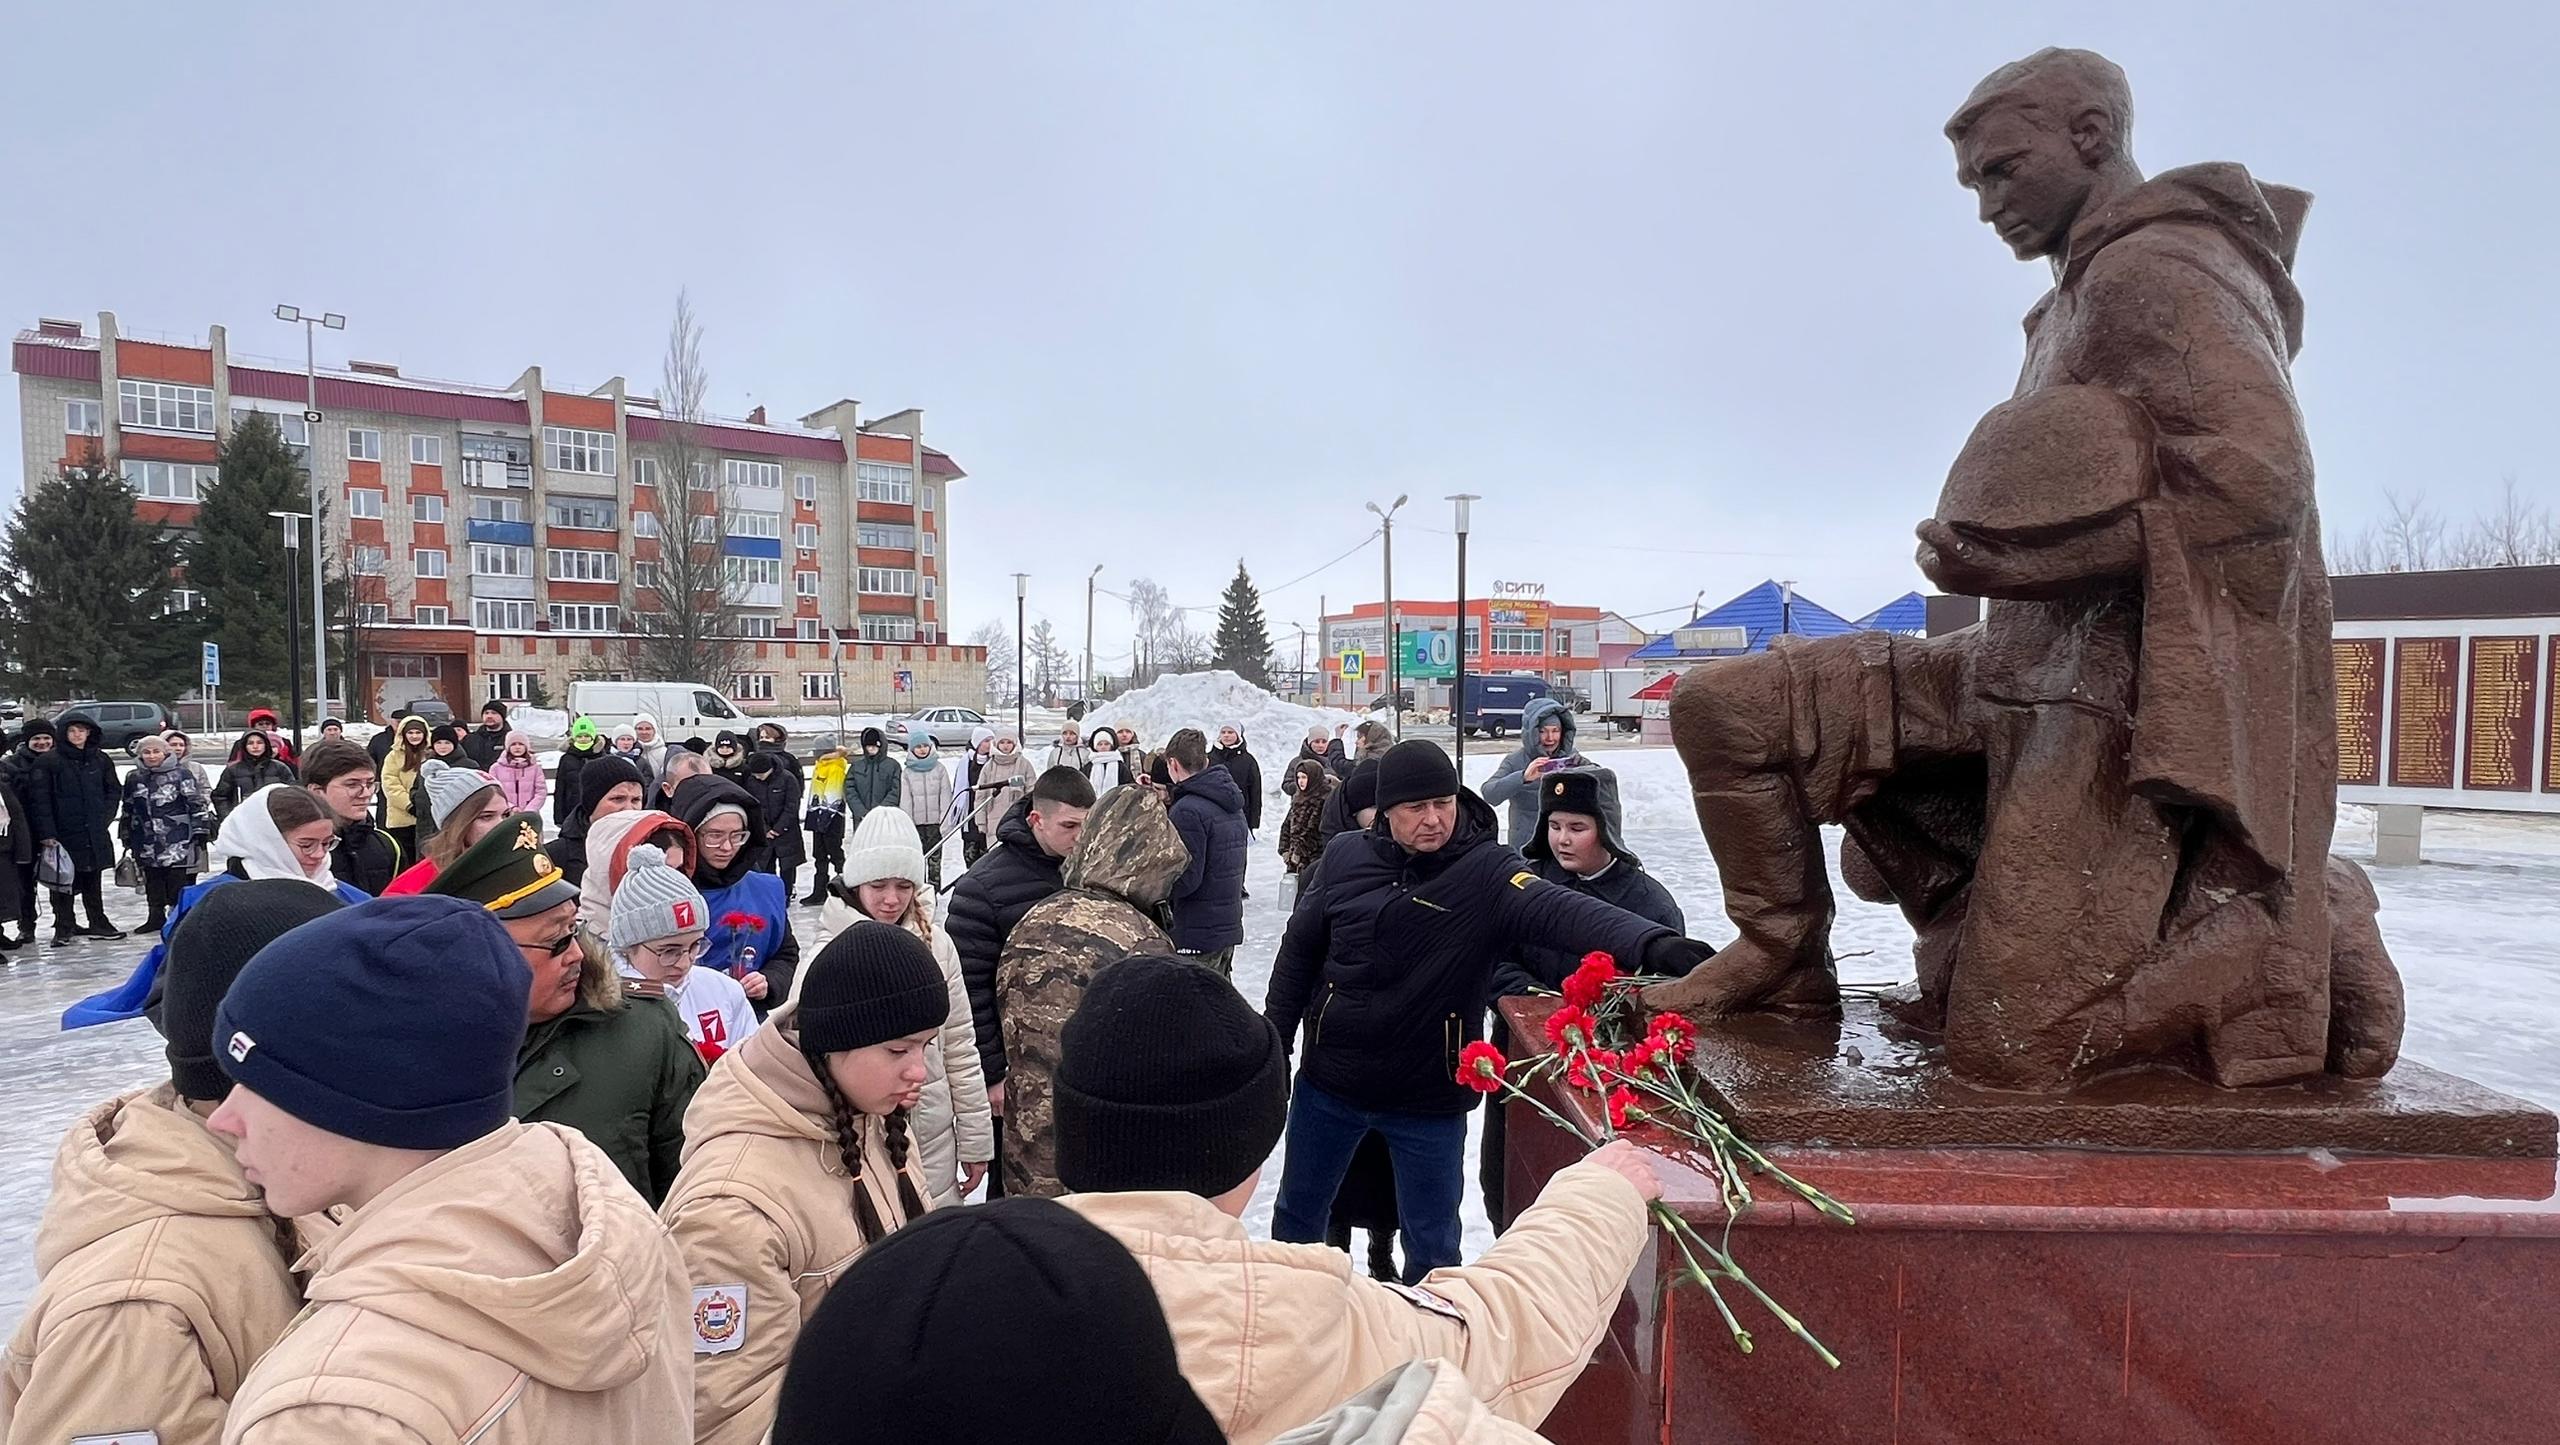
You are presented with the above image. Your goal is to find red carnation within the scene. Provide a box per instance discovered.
[1621,1038,1664,1077]
[1561,953,1619,1010]
[1543,1005,1597,1053]
[1565,1047,1622,1091]
[1606,1085,1643,1130]
[1649,1012,1699,1062]
[720,911,765,934]
[1456,1040,1509,1093]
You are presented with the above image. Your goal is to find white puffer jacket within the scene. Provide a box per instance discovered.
[817,889,994,1205]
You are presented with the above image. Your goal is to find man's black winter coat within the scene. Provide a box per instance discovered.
[31,731,119,871]
[946,796,1068,1084]
[1491,858,1688,1004]
[331,816,403,897]
[1166,763,1249,953]
[1264,789,1675,1116]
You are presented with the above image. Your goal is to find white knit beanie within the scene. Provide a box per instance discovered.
[841,807,930,891]
[420,759,498,828]
[609,844,710,953]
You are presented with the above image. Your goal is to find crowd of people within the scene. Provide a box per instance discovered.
[0,692,1718,1442]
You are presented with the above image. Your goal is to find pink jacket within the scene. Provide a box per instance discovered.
[491,733,547,813]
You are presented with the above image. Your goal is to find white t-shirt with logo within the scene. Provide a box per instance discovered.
[618,960,762,1064]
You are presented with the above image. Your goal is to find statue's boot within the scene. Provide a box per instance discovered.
[2324,857,2404,1078]
[1643,776,1843,1019]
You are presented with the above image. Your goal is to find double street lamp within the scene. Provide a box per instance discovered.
[276,305,344,720]
[269,510,313,753]
[1447,494,1479,765]
[1365,494,1408,734]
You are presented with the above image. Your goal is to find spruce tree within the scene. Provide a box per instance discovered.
[0,447,191,700]
[1212,560,1273,687]
[185,412,311,701]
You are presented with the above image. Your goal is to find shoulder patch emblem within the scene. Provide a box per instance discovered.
[692,1284,748,1354]
[1382,1280,1471,1327]
[1509,870,1538,890]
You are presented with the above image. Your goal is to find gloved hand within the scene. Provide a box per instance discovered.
[1640,933,1718,979]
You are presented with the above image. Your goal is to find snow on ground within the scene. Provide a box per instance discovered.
[1086,670,1366,761]
[2,748,2554,1329]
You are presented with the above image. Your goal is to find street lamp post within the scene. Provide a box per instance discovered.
[270,510,312,753]
[1085,564,1103,706]
[1364,494,1408,735]
[1013,573,1030,743]
[1447,493,1478,766]
[276,305,344,721]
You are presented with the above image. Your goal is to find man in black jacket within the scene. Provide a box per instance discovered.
[460,699,509,771]
[300,738,402,896]
[947,766,1096,1194]
[1162,729,1248,976]
[1264,739,1713,1279]
[1481,766,1693,1228]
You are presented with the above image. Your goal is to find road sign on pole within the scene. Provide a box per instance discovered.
[1338,649,1365,680]
[202,641,221,688]
[894,670,913,694]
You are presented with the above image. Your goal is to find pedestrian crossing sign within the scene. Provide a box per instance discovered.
[1339,650,1365,679]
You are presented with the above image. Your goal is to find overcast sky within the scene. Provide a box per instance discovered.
[5,2,2547,670]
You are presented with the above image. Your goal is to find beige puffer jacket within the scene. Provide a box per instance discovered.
[1271,1358,1554,1443]
[0,1086,303,1445]
[660,1010,936,1445]
[1061,1156,1648,1445]
[221,1122,694,1445]
[817,892,994,1205]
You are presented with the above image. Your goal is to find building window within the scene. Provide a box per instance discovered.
[689,514,719,543]
[356,602,392,624]
[856,522,914,550]
[353,545,388,576]
[632,560,658,589]
[410,434,443,466]
[412,493,446,523]
[724,556,782,587]
[470,543,531,577]
[164,587,202,615]
[415,605,450,625]
[1490,627,1543,656]
[547,603,619,633]
[632,509,659,538]
[733,673,775,701]
[118,379,215,433]
[689,461,714,491]
[795,523,818,550]
[739,615,778,639]
[274,413,311,448]
[794,570,819,598]
[725,511,781,540]
[121,459,214,502]
[473,600,538,631]
[413,548,447,578]
[923,576,936,601]
[542,425,616,476]
[922,485,935,513]
[547,548,620,582]
[860,613,917,642]
[486,669,542,700]
[545,498,619,531]
[797,618,822,641]
[802,672,840,701]
[348,488,385,519]
[921,529,935,557]
[1552,629,1573,655]
[470,497,528,523]
[725,459,782,490]
[794,472,816,503]
[858,566,916,596]
[855,461,913,504]
[64,398,102,436]
[458,433,532,490]
[347,428,383,462]
[633,456,660,489]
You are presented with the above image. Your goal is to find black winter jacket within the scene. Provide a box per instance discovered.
[1285,740,1353,793]
[330,817,403,896]
[1490,858,1689,1005]
[1208,740,1264,831]
[461,723,507,771]
[946,797,1068,1084]
[553,739,607,830]
[1167,764,1249,953]
[1264,790,1676,1116]
[31,728,120,871]
[211,755,298,820]
[737,756,806,870]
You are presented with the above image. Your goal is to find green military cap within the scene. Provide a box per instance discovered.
[426,812,579,920]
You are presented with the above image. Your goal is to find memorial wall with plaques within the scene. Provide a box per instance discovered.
[2462,636,2538,792]
[2334,637,2384,787]
[2387,636,2459,789]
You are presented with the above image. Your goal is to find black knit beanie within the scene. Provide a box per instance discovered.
[155,880,351,1102]
[1055,955,1287,1197]
[796,921,950,1055]
[1372,739,1459,812]
[771,1197,1222,1445]
[576,755,646,821]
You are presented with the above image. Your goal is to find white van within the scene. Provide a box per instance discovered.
[567,681,750,736]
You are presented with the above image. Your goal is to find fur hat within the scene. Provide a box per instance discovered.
[1520,765,1640,869]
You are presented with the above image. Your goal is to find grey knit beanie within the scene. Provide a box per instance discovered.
[420,759,497,828]
[609,844,710,953]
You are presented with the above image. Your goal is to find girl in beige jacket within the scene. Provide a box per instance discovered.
[662,920,955,1445]
[819,806,995,1204]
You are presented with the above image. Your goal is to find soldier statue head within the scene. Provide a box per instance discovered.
[1946,47,2143,262]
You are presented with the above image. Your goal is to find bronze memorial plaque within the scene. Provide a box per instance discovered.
[2461,636,2537,792]
[2334,637,2383,787]
[2388,637,2458,789]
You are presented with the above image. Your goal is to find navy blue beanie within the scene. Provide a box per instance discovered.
[213,895,533,1150]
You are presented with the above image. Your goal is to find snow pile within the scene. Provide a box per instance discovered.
[505,706,570,737]
[1086,672,1366,794]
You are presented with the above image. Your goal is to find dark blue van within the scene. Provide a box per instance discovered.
[1458,674,1551,738]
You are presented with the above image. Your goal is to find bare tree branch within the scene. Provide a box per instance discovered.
[622,290,752,682]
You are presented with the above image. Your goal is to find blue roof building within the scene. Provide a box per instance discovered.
[1627,580,1916,663]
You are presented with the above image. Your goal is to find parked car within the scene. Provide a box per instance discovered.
[62,701,174,751]
[566,680,749,735]
[387,697,456,727]
[1548,684,1590,714]
[888,706,990,749]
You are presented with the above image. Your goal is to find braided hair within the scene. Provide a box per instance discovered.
[802,1039,928,1246]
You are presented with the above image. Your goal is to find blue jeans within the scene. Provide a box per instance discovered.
[1272,1078,1466,1281]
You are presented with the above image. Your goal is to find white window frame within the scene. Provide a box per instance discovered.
[855,461,913,504]
[547,603,620,634]
[356,601,392,624]
[858,566,916,596]
[412,493,446,522]
[796,618,823,641]
[794,570,819,598]
[633,456,660,489]
[413,547,447,578]
[486,669,542,700]
[347,427,383,462]
[122,459,214,502]
[793,472,816,503]
[352,544,388,576]
[409,434,444,466]
[724,556,783,587]
[689,514,719,543]
[632,560,659,590]
[545,498,618,531]
[470,543,531,578]
[794,523,818,550]
[724,511,781,540]
[118,379,215,433]
[688,461,714,491]
[414,605,450,625]
[801,672,840,701]
[473,599,539,631]
[922,484,936,513]
[542,425,617,476]
[470,497,528,523]
[348,488,385,519]
[733,673,775,701]
[546,548,621,583]
[857,521,915,550]
[921,529,935,557]
[724,458,782,490]
[165,587,202,614]
[860,613,918,642]
[923,575,936,601]
[632,509,660,538]
[739,615,778,639]
[64,398,103,436]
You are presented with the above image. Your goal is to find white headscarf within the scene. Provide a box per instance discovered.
[208,784,338,889]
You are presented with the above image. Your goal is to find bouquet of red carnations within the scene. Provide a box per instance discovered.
[1457,951,1852,1366]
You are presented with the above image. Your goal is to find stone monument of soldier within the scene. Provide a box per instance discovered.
[1648,47,2406,1092]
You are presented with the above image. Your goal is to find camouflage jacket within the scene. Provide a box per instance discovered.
[994,786,1186,1198]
